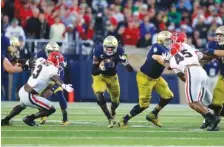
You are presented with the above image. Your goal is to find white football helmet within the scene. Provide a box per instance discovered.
[103,36,118,56]
[45,41,60,56]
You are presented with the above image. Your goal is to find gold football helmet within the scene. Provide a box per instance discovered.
[215,26,224,45]
[45,41,60,56]
[8,36,20,58]
[103,35,118,56]
[157,31,172,48]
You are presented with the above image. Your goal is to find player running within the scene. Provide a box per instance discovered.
[153,43,220,131]
[92,35,134,128]
[1,52,74,126]
[119,31,174,128]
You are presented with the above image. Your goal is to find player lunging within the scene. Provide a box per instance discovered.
[1,52,74,126]
[153,43,220,131]
[92,35,134,128]
[35,41,69,125]
[119,31,174,128]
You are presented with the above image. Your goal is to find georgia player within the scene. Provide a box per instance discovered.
[152,43,220,131]
[1,52,74,126]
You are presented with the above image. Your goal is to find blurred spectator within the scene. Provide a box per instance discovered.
[194,16,208,39]
[113,5,124,23]
[37,13,50,39]
[93,11,107,44]
[25,7,40,38]
[2,15,10,33]
[50,16,66,41]
[5,18,26,41]
[168,4,181,27]
[176,0,192,12]
[122,19,140,45]
[192,30,206,49]
[92,0,108,13]
[207,5,223,26]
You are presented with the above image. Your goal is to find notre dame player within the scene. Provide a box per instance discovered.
[203,26,224,121]
[92,35,134,128]
[119,31,174,128]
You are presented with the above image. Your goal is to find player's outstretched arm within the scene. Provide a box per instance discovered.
[214,50,224,57]
[152,55,165,66]
[3,57,34,73]
[50,75,74,92]
[119,54,134,72]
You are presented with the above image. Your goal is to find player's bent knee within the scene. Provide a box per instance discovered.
[49,107,56,115]
[96,92,106,106]
[139,103,149,109]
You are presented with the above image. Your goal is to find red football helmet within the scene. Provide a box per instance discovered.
[47,51,64,68]
[170,43,181,56]
[171,32,187,43]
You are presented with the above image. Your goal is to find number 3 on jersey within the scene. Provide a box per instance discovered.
[174,50,193,64]
[32,65,43,79]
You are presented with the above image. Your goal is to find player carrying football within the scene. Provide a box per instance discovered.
[1,52,74,126]
[119,31,174,128]
[92,35,134,128]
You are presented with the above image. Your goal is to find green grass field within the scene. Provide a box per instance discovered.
[1,102,224,147]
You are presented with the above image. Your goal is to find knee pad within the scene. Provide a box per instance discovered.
[96,92,106,106]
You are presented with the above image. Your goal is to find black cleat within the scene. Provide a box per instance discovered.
[200,119,210,129]
[207,116,221,131]
[23,116,38,127]
[1,118,10,126]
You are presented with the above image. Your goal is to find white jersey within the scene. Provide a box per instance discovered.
[180,42,195,51]
[27,58,59,93]
[169,49,202,73]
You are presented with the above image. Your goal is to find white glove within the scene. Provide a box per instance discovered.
[119,55,128,66]
[62,84,74,92]
[161,52,171,61]
[99,62,106,71]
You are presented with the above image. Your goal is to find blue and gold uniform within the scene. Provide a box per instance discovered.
[35,42,69,125]
[207,41,224,115]
[119,31,173,128]
[92,35,133,128]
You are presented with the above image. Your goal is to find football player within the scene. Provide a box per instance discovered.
[153,43,220,131]
[1,52,74,126]
[119,31,174,128]
[35,41,69,125]
[92,35,134,128]
[203,26,224,119]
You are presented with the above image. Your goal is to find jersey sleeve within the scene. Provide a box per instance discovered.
[49,66,59,78]
[195,50,203,60]
[93,45,103,58]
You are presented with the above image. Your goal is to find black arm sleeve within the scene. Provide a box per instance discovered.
[125,64,134,72]
[92,64,101,76]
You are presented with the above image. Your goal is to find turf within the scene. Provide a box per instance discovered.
[1,102,224,146]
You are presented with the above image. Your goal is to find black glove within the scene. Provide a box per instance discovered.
[22,58,36,71]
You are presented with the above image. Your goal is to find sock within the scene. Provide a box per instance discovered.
[34,107,56,119]
[123,104,145,123]
[5,105,25,121]
[220,106,224,117]
[100,105,113,120]
[152,107,160,116]
[203,112,215,120]
[111,102,119,111]
[62,109,68,122]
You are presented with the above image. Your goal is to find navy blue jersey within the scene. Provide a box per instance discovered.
[93,45,125,76]
[203,60,219,77]
[207,41,224,76]
[35,50,65,80]
[1,35,10,73]
[140,43,169,79]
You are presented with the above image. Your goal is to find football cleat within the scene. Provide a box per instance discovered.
[23,116,38,127]
[108,119,116,128]
[118,117,128,128]
[146,112,162,127]
[40,116,48,124]
[200,119,210,129]
[61,120,70,126]
[207,116,221,131]
[1,118,10,126]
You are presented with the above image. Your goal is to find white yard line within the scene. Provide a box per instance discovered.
[2,146,223,147]
[2,136,222,140]
[2,129,206,133]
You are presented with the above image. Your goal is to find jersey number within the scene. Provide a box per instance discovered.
[32,65,43,79]
[174,50,193,64]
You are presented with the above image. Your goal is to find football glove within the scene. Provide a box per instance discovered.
[22,58,36,71]
[62,84,74,92]
[203,48,215,56]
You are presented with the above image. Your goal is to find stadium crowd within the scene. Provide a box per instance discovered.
[1,0,224,50]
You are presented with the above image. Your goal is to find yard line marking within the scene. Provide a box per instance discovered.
[3,145,223,147]
[2,136,223,140]
[2,129,207,133]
